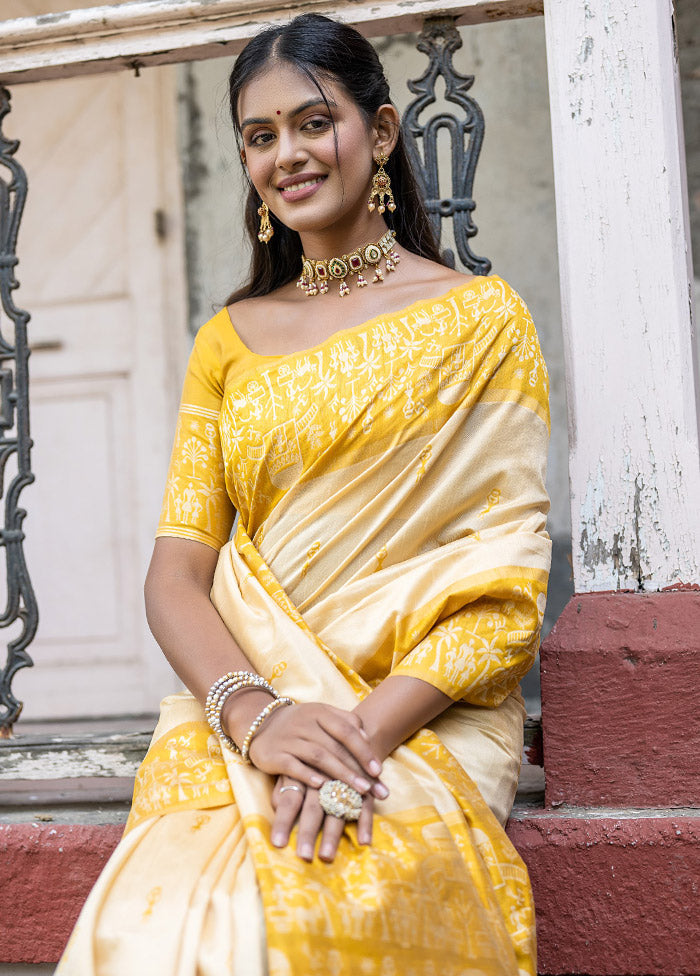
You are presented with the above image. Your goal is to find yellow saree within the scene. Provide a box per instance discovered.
[57,275,551,976]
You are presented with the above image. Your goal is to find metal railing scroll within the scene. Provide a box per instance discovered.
[403,17,491,274]
[0,86,38,736]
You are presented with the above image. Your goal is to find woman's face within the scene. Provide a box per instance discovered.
[237,61,377,236]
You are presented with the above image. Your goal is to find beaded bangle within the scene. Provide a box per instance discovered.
[240,696,295,762]
[205,671,277,753]
[205,673,274,731]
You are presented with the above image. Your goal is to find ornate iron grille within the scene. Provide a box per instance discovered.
[0,87,38,736]
[403,17,491,274]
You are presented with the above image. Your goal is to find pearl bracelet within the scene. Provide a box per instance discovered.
[240,696,295,762]
[205,671,277,754]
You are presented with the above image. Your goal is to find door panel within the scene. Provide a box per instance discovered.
[7,62,188,719]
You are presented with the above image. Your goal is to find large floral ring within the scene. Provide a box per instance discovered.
[318,780,363,821]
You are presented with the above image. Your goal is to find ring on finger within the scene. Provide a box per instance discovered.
[318,780,362,821]
[279,784,305,796]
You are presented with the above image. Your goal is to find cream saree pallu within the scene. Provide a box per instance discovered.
[57,276,551,976]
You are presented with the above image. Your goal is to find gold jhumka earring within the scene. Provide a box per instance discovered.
[367,153,396,215]
[257,202,273,243]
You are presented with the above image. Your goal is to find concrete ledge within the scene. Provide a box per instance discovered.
[507,807,700,976]
[540,591,700,808]
[3,807,699,972]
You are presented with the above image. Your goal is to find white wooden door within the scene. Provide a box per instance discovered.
[6,64,188,719]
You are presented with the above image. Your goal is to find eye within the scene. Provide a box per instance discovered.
[302,116,333,133]
[247,130,275,148]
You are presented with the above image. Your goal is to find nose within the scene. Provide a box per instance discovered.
[274,127,307,171]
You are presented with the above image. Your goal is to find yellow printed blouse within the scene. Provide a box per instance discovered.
[157,275,551,707]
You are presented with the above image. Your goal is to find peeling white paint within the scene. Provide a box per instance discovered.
[1,747,140,780]
[0,734,149,781]
[544,0,700,591]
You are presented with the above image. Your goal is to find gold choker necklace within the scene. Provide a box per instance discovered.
[297,229,400,297]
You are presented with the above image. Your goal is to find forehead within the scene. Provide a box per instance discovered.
[237,61,344,120]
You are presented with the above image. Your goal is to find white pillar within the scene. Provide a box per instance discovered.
[543,0,700,592]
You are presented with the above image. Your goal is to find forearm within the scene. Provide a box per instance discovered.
[353,675,453,761]
[145,544,273,744]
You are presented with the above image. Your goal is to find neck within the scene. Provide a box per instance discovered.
[299,213,390,258]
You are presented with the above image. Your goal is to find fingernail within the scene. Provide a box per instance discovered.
[299,844,313,860]
[375,783,389,799]
[360,834,371,845]
[369,760,382,776]
[271,833,285,847]
[319,845,333,860]
[311,775,324,788]
[356,777,371,792]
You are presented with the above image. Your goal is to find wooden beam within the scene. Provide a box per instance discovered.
[0,0,542,85]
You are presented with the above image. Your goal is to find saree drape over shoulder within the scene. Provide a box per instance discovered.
[57,275,551,976]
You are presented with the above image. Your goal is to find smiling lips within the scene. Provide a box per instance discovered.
[277,175,326,201]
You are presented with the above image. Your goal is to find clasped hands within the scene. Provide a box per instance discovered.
[246,701,389,863]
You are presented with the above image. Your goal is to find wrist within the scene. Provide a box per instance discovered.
[353,707,395,762]
[221,687,276,749]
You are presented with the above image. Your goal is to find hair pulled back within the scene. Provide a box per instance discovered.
[226,13,445,304]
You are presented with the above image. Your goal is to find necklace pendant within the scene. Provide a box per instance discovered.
[298,230,397,299]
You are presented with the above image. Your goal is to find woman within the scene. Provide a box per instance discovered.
[57,14,551,976]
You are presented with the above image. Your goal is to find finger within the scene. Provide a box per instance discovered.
[272,778,305,809]
[276,756,327,791]
[270,784,305,848]
[318,815,346,862]
[304,732,389,800]
[296,790,324,861]
[317,713,384,780]
[294,739,380,796]
[357,795,374,846]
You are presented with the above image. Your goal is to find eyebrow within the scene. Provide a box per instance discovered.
[240,97,336,129]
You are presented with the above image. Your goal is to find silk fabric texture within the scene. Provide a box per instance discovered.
[57,275,551,976]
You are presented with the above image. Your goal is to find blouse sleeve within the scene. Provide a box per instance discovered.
[390,581,547,707]
[390,287,551,707]
[156,319,236,551]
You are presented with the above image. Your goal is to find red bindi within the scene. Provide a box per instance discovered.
[276,110,281,115]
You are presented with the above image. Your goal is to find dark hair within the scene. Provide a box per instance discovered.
[225,13,446,304]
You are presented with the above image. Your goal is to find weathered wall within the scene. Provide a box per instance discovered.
[678,0,700,274]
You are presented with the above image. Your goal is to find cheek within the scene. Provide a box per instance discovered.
[337,131,373,183]
[246,155,275,194]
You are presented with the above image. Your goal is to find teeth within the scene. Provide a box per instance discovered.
[281,178,321,193]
